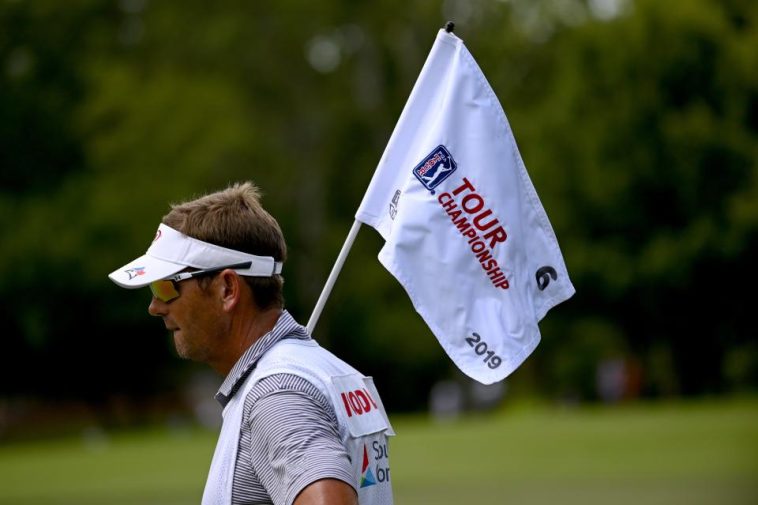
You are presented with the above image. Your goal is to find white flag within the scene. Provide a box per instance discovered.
[356,29,575,384]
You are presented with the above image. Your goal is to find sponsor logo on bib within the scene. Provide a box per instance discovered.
[340,387,379,417]
[360,441,391,488]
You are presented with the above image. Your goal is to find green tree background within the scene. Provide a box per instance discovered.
[1,0,755,426]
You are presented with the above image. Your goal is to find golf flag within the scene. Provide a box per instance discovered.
[355,29,575,384]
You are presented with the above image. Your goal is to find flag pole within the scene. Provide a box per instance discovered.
[307,219,363,335]
[307,21,454,336]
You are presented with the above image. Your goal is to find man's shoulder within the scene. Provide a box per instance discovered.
[242,372,336,421]
[248,372,325,400]
[254,338,361,380]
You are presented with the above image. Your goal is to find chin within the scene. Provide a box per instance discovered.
[173,334,192,360]
[174,338,208,364]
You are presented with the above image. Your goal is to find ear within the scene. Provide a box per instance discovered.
[217,269,242,313]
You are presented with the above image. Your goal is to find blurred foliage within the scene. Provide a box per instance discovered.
[0,0,756,415]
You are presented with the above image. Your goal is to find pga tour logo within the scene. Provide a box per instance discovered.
[413,145,457,192]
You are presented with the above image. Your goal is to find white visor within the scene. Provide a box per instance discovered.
[108,224,283,289]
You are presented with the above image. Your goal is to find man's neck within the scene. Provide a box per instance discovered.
[213,306,283,375]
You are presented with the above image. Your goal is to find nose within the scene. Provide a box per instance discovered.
[148,296,168,317]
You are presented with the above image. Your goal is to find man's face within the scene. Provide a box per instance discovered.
[148,278,227,364]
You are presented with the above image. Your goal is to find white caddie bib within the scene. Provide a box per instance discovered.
[202,339,394,505]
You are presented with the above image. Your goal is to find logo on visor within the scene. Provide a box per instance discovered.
[360,445,377,488]
[125,267,146,280]
[413,145,457,193]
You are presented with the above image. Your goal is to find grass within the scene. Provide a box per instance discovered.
[392,398,758,504]
[0,397,756,504]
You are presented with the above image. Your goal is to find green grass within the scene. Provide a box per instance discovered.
[0,398,756,504]
[392,398,758,504]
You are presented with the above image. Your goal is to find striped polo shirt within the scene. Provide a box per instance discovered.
[213,310,355,505]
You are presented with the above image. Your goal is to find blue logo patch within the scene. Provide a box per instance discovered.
[413,145,457,193]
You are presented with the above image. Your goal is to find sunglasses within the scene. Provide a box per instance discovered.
[149,261,252,302]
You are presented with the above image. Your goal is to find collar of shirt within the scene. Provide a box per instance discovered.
[214,309,310,407]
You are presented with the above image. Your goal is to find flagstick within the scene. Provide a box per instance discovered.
[306,220,362,335]
[307,21,453,335]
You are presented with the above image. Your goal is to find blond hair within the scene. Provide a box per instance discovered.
[162,182,286,309]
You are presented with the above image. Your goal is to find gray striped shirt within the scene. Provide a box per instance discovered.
[215,310,355,505]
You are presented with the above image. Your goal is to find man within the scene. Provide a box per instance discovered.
[108,182,394,505]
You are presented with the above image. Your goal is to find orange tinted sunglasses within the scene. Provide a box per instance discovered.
[149,261,251,302]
